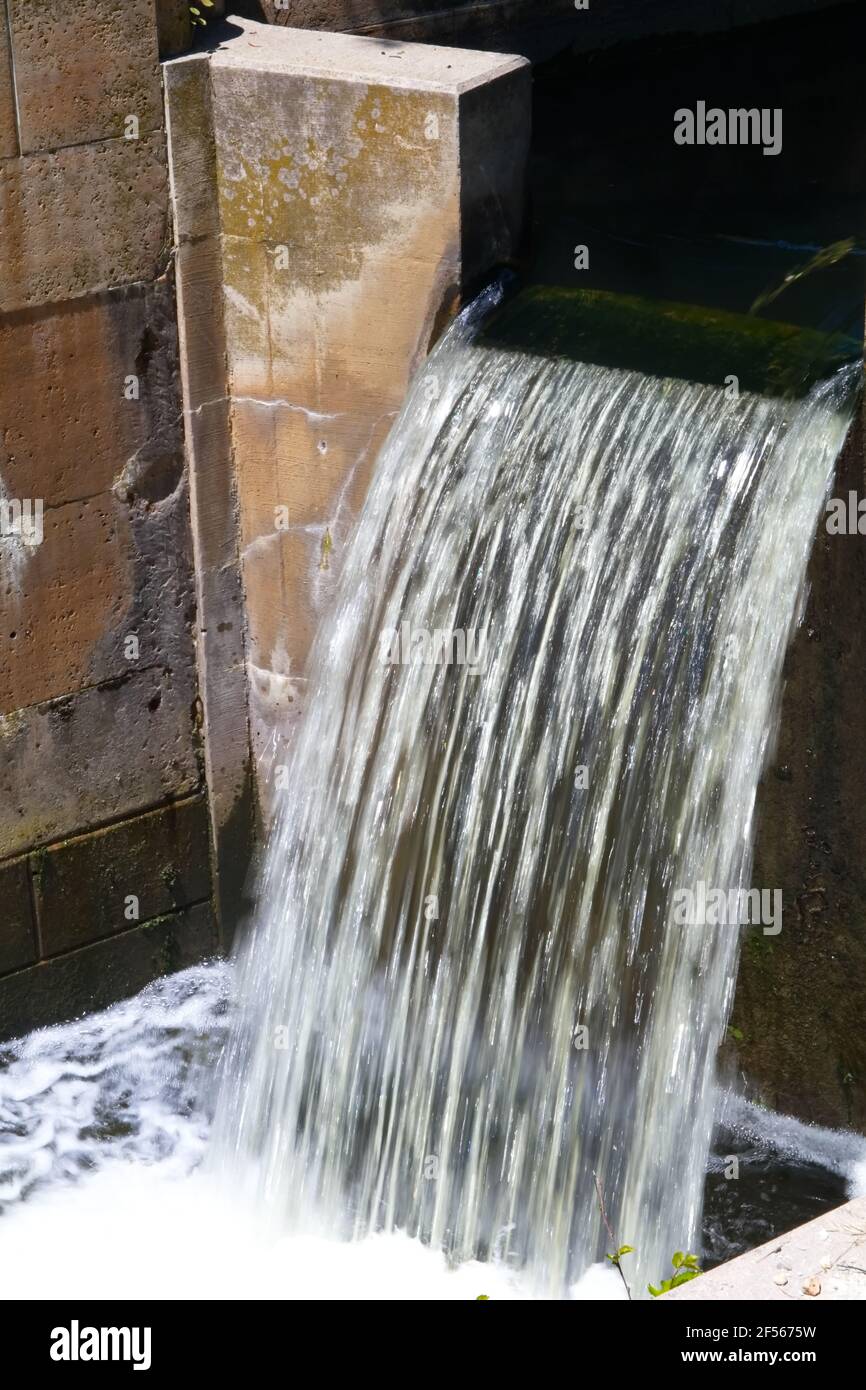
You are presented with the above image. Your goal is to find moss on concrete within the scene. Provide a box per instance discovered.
[480,286,860,397]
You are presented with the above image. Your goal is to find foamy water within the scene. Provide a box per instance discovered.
[0,964,549,1299]
[715,1090,866,1196]
[210,283,859,1294]
[0,962,229,1208]
[0,964,863,1300]
[0,1165,552,1301]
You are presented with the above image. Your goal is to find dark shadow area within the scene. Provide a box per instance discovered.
[478,285,860,396]
[190,14,248,52]
[527,0,866,341]
[703,1130,848,1268]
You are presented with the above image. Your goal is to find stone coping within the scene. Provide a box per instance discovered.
[188,14,527,94]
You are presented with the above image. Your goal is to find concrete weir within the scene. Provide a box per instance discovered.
[165,18,530,922]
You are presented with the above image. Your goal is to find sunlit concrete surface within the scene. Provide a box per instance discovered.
[668,1198,866,1300]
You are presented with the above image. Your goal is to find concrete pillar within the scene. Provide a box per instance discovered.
[165,18,530,848]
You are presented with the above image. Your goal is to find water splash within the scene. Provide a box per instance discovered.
[0,963,229,1209]
[1,961,864,1300]
[210,289,858,1295]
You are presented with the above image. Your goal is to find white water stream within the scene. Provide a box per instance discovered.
[0,291,860,1298]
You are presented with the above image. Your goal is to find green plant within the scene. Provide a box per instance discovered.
[189,0,215,27]
[593,1172,633,1299]
[607,1245,635,1270]
[648,1251,701,1297]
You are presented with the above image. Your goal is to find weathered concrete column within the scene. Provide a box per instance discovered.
[165,18,530,844]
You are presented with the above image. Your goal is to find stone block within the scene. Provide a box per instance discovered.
[0,131,169,312]
[0,902,218,1042]
[0,281,182,510]
[0,274,194,719]
[7,0,162,155]
[34,796,212,956]
[0,665,201,858]
[204,22,526,719]
[0,855,36,974]
[0,461,194,717]
[0,495,130,713]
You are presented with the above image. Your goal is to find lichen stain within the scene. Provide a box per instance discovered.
[216,80,452,293]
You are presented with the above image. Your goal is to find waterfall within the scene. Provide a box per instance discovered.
[211,286,857,1296]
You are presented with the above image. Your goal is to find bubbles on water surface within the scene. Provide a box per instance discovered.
[0,962,230,1210]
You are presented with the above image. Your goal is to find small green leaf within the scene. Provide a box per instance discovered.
[672,1251,685,1269]
[476,1294,489,1300]
[648,1284,662,1297]
[617,1245,635,1257]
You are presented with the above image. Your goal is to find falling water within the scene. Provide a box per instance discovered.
[211,287,857,1296]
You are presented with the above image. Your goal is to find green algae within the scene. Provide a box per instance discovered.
[479,286,861,398]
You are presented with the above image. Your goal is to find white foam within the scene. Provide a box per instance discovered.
[0,1157,636,1300]
[0,963,627,1300]
[2,966,862,1301]
[715,1088,866,1197]
[0,962,230,1209]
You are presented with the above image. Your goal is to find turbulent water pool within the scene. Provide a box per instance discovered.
[1,963,863,1301]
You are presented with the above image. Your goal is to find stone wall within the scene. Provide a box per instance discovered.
[165,19,530,827]
[0,0,219,1039]
[730,406,866,1131]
